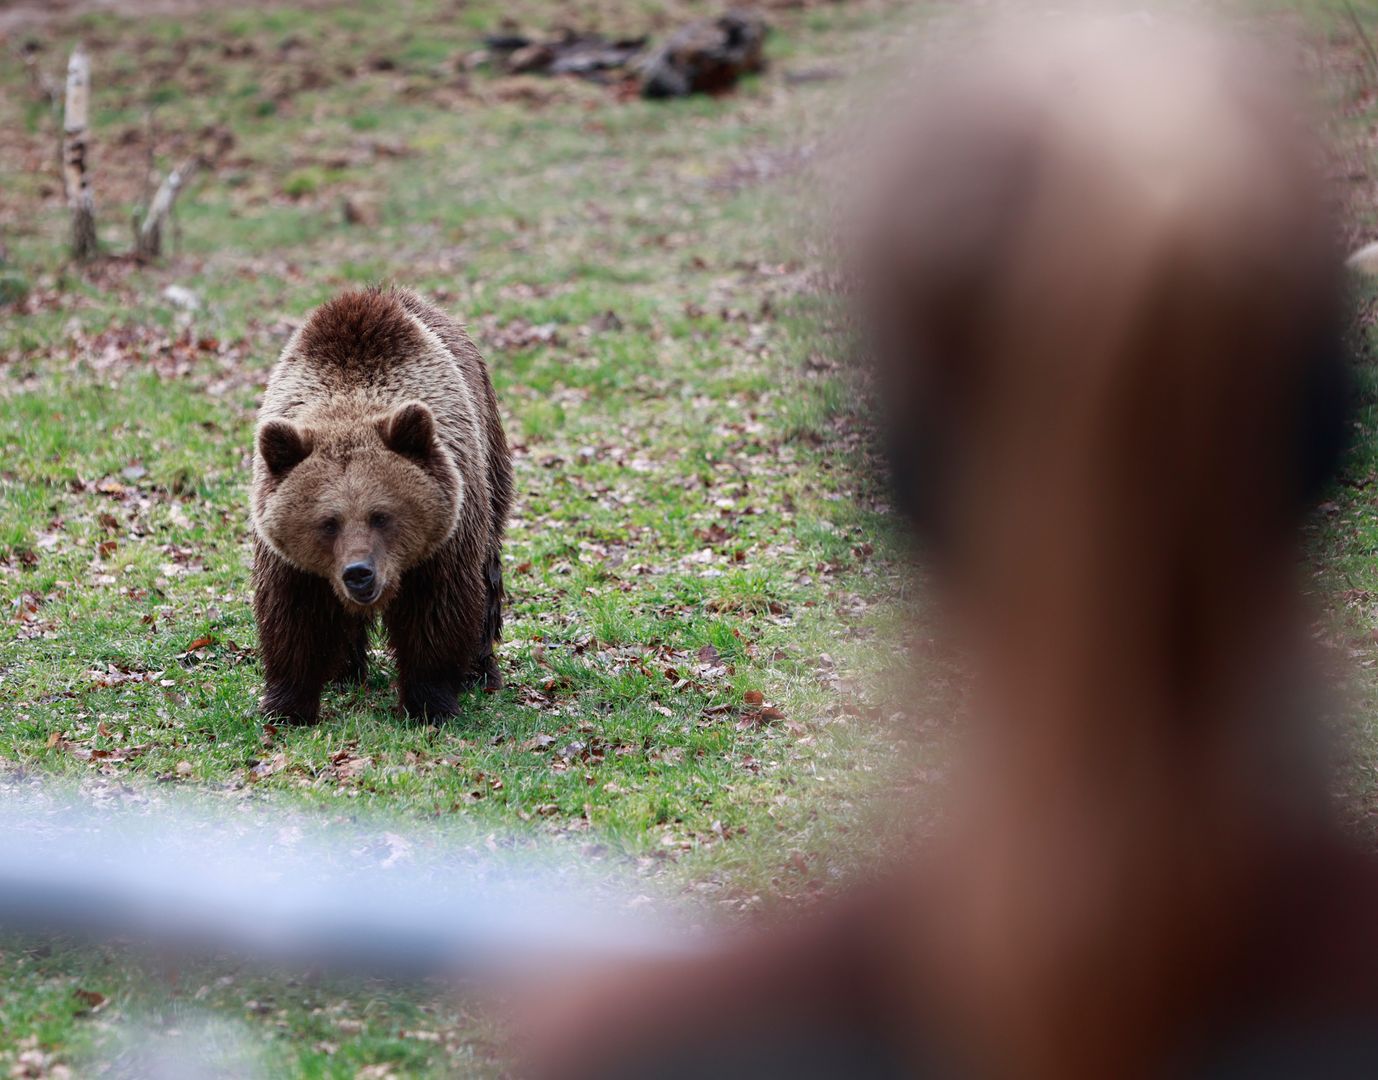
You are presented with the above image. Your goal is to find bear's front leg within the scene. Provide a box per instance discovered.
[397,668,464,721]
[384,550,488,721]
[253,540,351,724]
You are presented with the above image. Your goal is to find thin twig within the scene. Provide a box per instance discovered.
[21,52,67,204]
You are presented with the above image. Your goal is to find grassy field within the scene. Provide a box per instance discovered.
[4,0,1378,1075]
[0,1,918,1074]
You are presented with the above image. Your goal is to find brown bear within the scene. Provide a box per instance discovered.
[249,286,513,723]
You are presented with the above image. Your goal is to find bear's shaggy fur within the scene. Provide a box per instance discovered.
[250,286,512,722]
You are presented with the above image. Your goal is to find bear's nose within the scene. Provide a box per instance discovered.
[342,562,375,595]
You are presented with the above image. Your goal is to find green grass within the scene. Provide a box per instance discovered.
[0,0,913,1074]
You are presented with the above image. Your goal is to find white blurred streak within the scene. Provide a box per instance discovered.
[0,780,698,979]
[98,1013,268,1080]
[1347,239,1378,274]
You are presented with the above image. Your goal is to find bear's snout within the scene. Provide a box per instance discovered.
[342,560,378,604]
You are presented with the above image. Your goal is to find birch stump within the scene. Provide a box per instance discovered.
[63,47,98,261]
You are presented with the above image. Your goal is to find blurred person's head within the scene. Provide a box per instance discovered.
[856,12,1353,1076]
[861,11,1345,684]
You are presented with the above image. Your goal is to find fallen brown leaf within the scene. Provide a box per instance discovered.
[72,988,108,1015]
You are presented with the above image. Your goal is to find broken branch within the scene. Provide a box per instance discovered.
[135,158,199,261]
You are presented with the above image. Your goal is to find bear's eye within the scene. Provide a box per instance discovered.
[320,518,340,537]
[369,511,391,529]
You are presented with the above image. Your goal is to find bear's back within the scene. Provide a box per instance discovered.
[260,288,491,487]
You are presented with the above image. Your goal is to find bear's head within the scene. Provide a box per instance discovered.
[254,401,462,608]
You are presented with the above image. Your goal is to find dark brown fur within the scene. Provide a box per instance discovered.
[250,287,513,723]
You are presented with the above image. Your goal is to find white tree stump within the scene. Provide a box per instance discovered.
[63,46,98,261]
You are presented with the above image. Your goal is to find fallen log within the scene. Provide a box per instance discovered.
[640,11,767,99]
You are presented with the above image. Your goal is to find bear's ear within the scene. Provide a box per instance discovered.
[258,419,312,477]
[378,401,437,460]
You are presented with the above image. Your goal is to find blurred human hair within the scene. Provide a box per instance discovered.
[862,14,1346,566]
[858,12,1354,1077]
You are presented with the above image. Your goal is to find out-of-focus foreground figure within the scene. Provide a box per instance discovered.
[859,12,1360,1079]
[525,10,1378,1080]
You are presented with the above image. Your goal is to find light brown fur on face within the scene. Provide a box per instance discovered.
[249,287,513,724]
[255,406,461,608]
